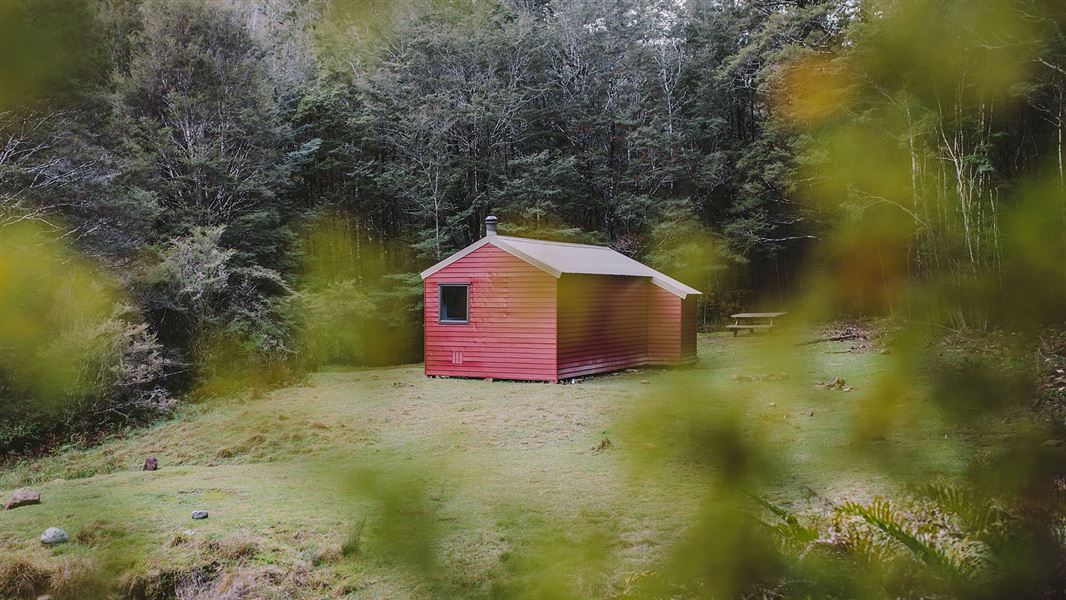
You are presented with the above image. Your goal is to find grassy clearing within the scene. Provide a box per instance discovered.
[0,332,1001,598]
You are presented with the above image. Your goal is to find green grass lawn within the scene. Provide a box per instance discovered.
[0,333,992,599]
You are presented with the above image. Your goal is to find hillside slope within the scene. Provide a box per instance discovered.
[0,334,981,599]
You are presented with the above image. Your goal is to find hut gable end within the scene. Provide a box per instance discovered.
[423,243,558,381]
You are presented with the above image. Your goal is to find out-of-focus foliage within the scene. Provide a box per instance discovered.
[775,0,1066,327]
[292,214,422,369]
[0,0,106,111]
[0,222,173,454]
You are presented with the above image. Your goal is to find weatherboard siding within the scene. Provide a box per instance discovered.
[647,285,682,365]
[424,244,558,381]
[556,274,649,379]
[680,296,698,363]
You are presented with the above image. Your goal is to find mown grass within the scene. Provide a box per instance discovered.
[0,332,1005,598]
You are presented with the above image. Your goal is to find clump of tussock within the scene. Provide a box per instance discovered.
[214,433,268,461]
[0,554,108,600]
[341,518,367,558]
[175,565,313,600]
[45,557,109,600]
[0,554,50,599]
[170,531,262,561]
[122,565,217,600]
[204,535,261,562]
[302,543,343,567]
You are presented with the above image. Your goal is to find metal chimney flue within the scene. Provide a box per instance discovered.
[485,215,498,236]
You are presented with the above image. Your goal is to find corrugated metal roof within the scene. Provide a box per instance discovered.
[420,235,702,298]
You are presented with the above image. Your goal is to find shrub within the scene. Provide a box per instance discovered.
[0,307,174,455]
[140,226,300,398]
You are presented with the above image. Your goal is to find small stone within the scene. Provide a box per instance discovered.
[143,456,159,471]
[37,595,54,600]
[484,378,494,382]
[5,488,41,510]
[879,348,892,355]
[191,510,209,520]
[769,402,776,407]
[40,527,69,545]
[640,380,650,384]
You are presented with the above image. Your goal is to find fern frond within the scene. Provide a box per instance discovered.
[916,483,1010,535]
[840,499,957,574]
[747,492,819,544]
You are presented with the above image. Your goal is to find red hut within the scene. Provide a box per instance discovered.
[421,216,701,382]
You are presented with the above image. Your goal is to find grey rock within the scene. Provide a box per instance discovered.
[40,527,69,545]
[191,510,209,520]
[5,488,40,510]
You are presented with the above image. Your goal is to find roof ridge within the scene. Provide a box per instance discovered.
[494,235,612,250]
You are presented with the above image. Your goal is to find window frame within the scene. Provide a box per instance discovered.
[437,283,470,324]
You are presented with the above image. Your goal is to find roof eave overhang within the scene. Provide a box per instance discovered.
[419,237,493,279]
[651,279,702,299]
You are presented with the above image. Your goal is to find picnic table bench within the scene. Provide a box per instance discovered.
[726,312,787,336]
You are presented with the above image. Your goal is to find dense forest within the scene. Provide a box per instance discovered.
[2,0,1065,452]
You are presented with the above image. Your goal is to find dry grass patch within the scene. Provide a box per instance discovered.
[0,554,107,600]
[0,554,50,599]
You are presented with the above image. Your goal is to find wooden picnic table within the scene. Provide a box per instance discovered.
[726,312,787,336]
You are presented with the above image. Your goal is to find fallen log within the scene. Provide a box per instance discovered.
[794,332,865,346]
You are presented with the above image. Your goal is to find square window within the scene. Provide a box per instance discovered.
[438,284,469,323]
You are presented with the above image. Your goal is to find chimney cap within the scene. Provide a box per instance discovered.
[485,215,498,236]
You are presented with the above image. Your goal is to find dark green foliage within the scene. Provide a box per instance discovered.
[293,0,831,295]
